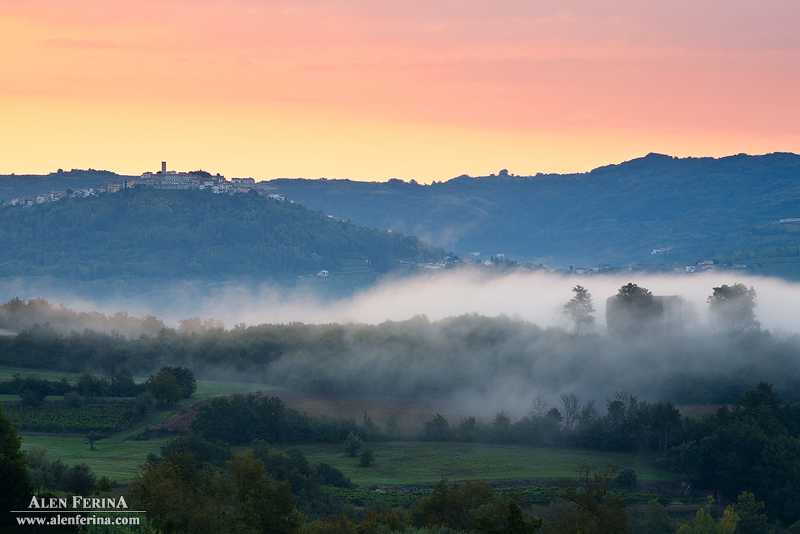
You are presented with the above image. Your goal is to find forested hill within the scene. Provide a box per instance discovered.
[266,152,800,267]
[0,188,443,286]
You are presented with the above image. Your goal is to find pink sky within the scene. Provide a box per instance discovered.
[1,0,798,182]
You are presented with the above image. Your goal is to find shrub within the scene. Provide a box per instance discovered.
[359,448,375,467]
[615,468,637,487]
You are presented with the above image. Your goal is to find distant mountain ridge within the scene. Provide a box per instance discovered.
[5,153,800,269]
[264,152,800,267]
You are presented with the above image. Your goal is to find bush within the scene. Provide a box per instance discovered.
[359,448,375,467]
[63,391,83,407]
[20,388,45,407]
[135,391,156,414]
[316,462,352,488]
[344,432,363,458]
[63,463,97,495]
[615,468,637,487]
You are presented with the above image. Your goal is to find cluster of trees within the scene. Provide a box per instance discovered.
[25,446,101,496]
[417,394,682,454]
[0,368,142,406]
[190,392,365,445]
[0,297,166,336]
[0,366,194,408]
[149,434,352,517]
[672,382,800,525]
[563,282,760,336]
[144,366,196,405]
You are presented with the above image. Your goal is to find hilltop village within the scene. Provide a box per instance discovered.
[5,162,292,207]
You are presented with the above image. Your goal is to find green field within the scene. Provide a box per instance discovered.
[189,379,284,402]
[21,434,171,482]
[0,366,82,382]
[295,442,681,486]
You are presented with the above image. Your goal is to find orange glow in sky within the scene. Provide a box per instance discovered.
[1,0,799,182]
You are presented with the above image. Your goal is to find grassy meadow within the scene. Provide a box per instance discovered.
[295,442,682,486]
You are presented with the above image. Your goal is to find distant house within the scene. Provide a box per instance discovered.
[231,177,256,185]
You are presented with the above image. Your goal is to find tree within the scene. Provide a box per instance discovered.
[561,392,580,431]
[677,499,739,534]
[638,499,675,534]
[563,285,595,334]
[358,447,375,467]
[160,366,197,399]
[343,432,363,458]
[86,431,103,451]
[554,464,629,534]
[0,405,31,526]
[707,283,760,334]
[606,283,662,336]
[145,368,183,406]
[422,413,451,441]
[63,462,97,495]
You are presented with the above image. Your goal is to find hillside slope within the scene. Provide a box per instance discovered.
[266,153,800,266]
[0,188,443,286]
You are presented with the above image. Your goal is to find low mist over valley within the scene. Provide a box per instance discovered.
[3,270,800,419]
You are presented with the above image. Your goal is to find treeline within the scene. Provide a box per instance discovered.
[4,313,800,405]
[415,395,682,455]
[190,392,366,445]
[0,368,142,405]
[0,366,194,407]
[0,297,166,336]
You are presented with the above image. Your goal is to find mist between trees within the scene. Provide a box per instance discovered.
[1,294,799,411]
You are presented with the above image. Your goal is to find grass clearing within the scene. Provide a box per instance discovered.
[295,442,682,486]
[189,379,284,402]
[0,366,83,383]
[21,434,170,482]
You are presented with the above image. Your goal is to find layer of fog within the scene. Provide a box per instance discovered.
[3,270,800,421]
[2,270,797,333]
[106,270,800,335]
